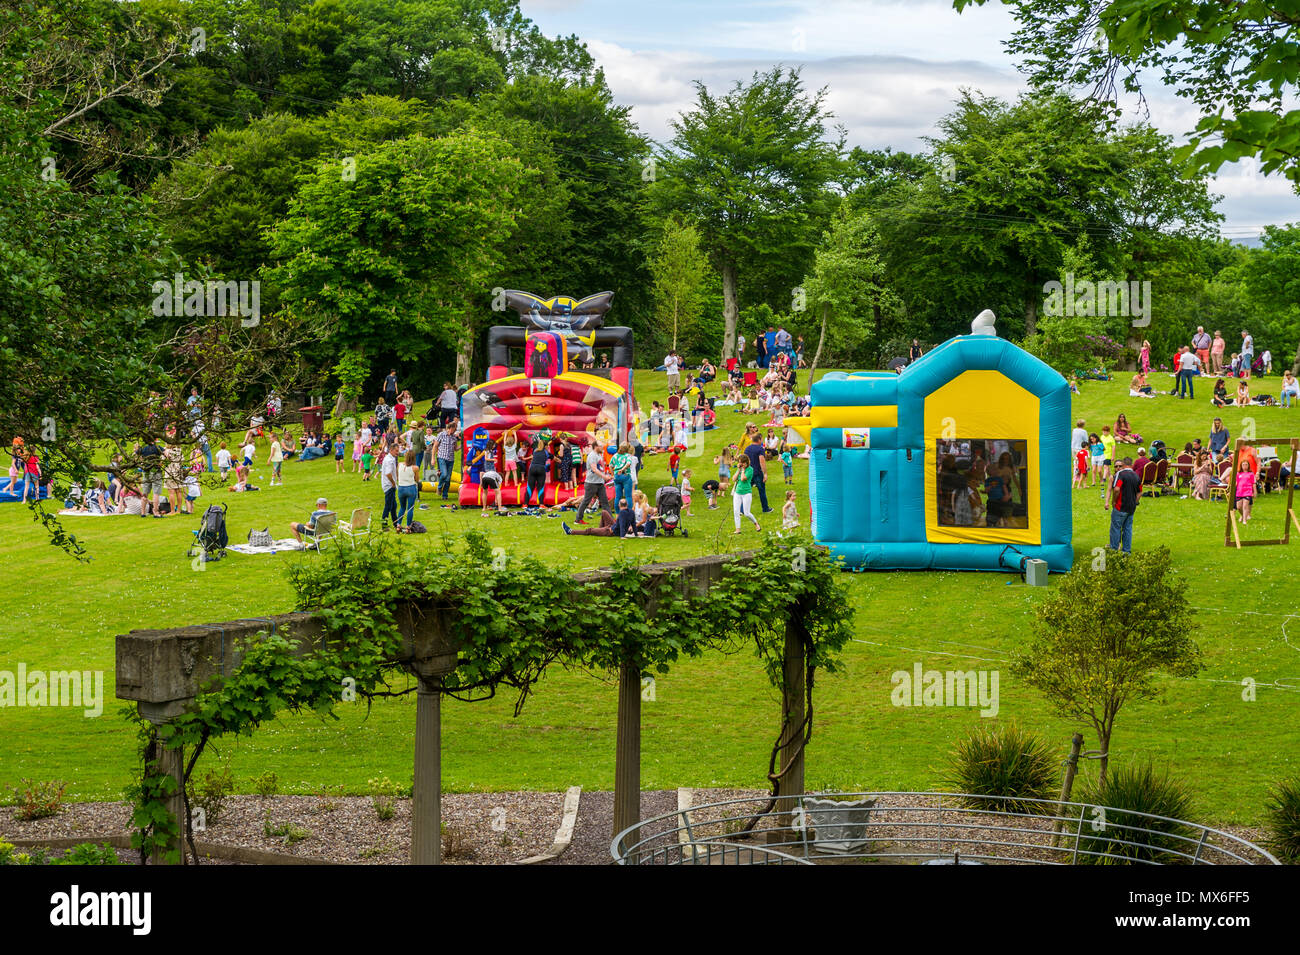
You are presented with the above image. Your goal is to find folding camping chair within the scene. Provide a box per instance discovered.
[338,507,372,548]
[305,510,338,551]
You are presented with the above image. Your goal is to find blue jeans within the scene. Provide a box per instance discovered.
[382,487,399,527]
[1283,389,1299,408]
[398,485,418,526]
[202,447,213,472]
[1177,370,1194,398]
[1108,508,1134,553]
[613,473,633,510]
[437,457,453,498]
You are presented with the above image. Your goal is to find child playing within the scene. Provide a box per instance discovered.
[570,438,583,486]
[1089,433,1103,487]
[216,441,233,480]
[714,448,732,498]
[242,438,257,468]
[1099,425,1116,488]
[334,434,346,473]
[351,433,365,473]
[502,430,520,488]
[680,469,694,516]
[781,489,799,531]
[780,446,794,484]
[1072,445,1089,489]
[361,447,375,481]
[1235,457,1256,524]
[702,478,721,509]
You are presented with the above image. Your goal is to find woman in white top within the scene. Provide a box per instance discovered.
[396,450,420,531]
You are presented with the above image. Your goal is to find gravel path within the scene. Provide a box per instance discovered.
[3,789,1274,865]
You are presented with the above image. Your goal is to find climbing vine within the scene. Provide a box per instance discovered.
[126,530,854,861]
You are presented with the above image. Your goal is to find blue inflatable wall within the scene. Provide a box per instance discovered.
[802,333,1072,572]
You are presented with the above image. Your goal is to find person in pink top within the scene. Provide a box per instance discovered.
[1235,457,1256,524]
[1210,330,1226,375]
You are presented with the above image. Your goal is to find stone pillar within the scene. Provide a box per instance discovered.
[411,676,443,865]
[138,701,188,865]
[612,662,641,854]
[773,609,807,841]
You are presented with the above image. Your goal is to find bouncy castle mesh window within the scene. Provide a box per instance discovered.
[935,438,1029,529]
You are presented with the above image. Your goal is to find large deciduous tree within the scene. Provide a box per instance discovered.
[954,0,1300,185]
[266,131,532,384]
[653,67,843,360]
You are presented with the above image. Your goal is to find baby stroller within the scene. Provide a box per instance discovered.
[189,502,229,561]
[654,484,688,537]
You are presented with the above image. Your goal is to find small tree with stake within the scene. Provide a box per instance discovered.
[1013,547,1201,784]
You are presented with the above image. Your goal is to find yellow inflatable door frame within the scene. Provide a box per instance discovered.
[923,370,1040,545]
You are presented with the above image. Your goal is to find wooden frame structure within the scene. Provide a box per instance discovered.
[1224,437,1300,548]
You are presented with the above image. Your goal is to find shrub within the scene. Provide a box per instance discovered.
[441,822,474,860]
[947,723,1059,814]
[1074,764,1198,864]
[0,840,118,865]
[186,762,235,826]
[58,842,121,865]
[1263,777,1300,864]
[368,776,398,821]
[252,772,279,798]
[7,779,67,820]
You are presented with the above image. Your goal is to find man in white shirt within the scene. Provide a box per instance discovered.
[380,447,400,530]
[1176,346,1200,399]
[664,351,680,392]
[574,445,609,524]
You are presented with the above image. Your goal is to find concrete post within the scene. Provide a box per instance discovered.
[411,676,442,865]
[773,606,807,842]
[138,703,187,865]
[612,663,641,854]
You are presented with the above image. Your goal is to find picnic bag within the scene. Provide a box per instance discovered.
[247,527,273,547]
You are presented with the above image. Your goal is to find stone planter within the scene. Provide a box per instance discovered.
[804,796,877,854]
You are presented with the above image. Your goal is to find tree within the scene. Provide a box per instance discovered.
[652,67,843,360]
[802,203,901,378]
[265,131,532,384]
[1013,548,1201,783]
[1241,225,1300,373]
[648,218,710,352]
[954,0,1300,185]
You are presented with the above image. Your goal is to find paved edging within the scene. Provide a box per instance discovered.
[516,786,581,864]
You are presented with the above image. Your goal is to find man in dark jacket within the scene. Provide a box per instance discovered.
[1108,458,1142,553]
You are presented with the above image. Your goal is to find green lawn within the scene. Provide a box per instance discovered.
[2,367,1298,825]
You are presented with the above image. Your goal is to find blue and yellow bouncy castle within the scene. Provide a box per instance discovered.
[786,312,1072,572]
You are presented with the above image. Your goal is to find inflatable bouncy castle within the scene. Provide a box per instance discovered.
[785,311,1073,573]
[458,291,636,506]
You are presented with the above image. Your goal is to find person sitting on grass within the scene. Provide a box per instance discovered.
[1128,371,1155,397]
[1114,413,1141,445]
[227,464,259,492]
[291,497,333,544]
[562,498,635,537]
[1235,378,1251,406]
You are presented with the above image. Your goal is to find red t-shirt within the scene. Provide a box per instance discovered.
[1075,448,1089,474]
[25,452,39,475]
[669,452,680,471]
[395,403,406,419]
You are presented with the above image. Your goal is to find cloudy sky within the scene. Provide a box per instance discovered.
[521,0,1299,242]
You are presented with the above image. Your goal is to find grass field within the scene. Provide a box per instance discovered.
[2,367,1299,825]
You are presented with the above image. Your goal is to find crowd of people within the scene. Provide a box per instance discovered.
[1127,327,1295,406]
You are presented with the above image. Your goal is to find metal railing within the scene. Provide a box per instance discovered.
[612,792,1280,866]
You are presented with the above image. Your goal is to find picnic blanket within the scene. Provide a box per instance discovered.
[228,538,307,555]
[57,508,132,517]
